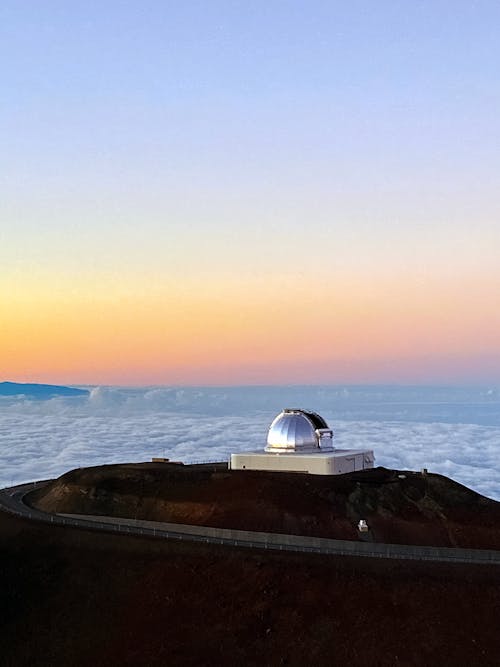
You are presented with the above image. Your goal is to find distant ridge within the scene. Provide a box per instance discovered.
[0,382,89,398]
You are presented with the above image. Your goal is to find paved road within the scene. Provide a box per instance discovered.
[0,481,51,519]
[2,481,500,565]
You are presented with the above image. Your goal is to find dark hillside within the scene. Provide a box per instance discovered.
[1,509,500,666]
[30,463,500,549]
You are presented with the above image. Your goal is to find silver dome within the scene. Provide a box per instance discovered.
[265,409,333,453]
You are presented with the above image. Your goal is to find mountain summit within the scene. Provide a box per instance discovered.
[0,381,88,398]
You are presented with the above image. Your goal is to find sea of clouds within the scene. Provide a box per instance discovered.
[1,385,499,500]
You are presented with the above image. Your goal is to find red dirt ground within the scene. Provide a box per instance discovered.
[31,463,500,549]
[3,463,499,665]
[1,509,500,667]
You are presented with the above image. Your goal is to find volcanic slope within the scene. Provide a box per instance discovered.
[29,463,500,549]
[2,508,500,667]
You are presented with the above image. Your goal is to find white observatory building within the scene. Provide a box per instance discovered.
[230,408,374,475]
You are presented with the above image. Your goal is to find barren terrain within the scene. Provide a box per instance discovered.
[30,463,500,549]
[1,507,500,666]
[3,464,500,666]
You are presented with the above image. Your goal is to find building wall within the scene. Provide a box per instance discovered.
[230,451,374,475]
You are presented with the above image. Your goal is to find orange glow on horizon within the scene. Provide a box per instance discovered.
[2,270,500,385]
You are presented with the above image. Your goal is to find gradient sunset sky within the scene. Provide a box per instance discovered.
[2,2,500,385]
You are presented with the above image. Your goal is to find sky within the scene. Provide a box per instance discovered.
[2,1,500,385]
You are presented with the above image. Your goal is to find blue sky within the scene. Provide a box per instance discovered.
[2,2,500,384]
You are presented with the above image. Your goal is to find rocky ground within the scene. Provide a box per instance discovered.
[1,507,500,667]
[30,463,500,549]
[3,463,500,666]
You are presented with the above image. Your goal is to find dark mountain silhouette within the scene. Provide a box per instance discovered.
[3,464,500,666]
[32,463,500,549]
[0,381,88,398]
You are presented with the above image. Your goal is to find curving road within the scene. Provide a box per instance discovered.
[2,481,500,565]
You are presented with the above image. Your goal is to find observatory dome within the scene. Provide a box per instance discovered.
[265,409,333,453]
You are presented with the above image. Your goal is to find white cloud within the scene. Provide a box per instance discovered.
[0,386,499,500]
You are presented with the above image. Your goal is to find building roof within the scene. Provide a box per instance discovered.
[265,409,333,453]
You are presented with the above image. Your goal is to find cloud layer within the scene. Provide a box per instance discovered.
[1,386,499,500]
